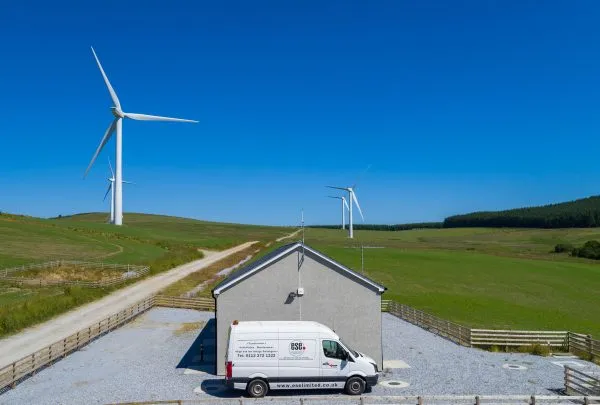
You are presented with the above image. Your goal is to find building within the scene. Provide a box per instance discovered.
[212,242,386,375]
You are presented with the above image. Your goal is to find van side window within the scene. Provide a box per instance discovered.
[322,340,346,360]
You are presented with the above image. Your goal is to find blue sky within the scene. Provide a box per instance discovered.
[1,1,600,225]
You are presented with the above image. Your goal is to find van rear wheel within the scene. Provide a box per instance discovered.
[345,376,366,395]
[246,379,268,398]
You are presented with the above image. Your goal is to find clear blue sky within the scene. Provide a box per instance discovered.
[1,1,599,226]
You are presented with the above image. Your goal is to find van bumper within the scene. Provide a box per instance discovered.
[366,374,379,387]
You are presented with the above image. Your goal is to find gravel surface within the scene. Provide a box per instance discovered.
[1,309,598,405]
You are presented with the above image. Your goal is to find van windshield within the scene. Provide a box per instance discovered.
[340,340,359,357]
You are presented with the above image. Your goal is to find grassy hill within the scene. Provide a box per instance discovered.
[0,212,290,336]
[444,195,600,228]
[0,212,290,268]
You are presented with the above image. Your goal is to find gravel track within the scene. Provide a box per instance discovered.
[0,242,256,370]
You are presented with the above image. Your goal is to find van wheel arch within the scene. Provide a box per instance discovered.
[345,375,366,395]
[246,378,269,398]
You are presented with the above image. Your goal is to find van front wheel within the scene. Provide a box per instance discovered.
[345,376,366,395]
[246,379,268,398]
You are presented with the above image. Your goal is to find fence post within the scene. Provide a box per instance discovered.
[475,395,480,405]
[584,397,589,405]
[417,396,423,405]
[587,335,593,359]
[530,395,535,405]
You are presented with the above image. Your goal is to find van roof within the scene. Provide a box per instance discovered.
[232,321,338,336]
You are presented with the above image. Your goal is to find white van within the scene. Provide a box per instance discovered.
[225,320,379,397]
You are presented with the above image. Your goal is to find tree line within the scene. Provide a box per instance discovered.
[443,196,600,229]
[313,196,600,230]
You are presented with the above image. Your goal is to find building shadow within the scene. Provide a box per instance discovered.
[177,318,217,375]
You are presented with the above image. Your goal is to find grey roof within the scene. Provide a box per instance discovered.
[212,242,386,296]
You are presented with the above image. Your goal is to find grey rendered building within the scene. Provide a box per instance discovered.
[212,242,386,375]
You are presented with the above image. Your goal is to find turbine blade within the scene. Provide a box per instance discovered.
[103,182,112,201]
[353,164,372,189]
[84,119,117,178]
[108,157,114,177]
[326,186,348,191]
[91,47,121,109]
[352,192,364,221]
[327,196,341,199]
[123,112,198,123]
[343,198,350,211]
[122,180,135,184]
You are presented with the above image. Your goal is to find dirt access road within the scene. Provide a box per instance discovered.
[0,241,256,369]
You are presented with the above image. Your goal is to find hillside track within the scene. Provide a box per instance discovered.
[0,241,257,369]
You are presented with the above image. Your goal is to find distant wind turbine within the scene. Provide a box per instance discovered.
[327,195,350,230]
[84,47,198,226]
[104,159,133,224]
[326,185,364,238]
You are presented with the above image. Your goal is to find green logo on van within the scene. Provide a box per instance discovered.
[289,341,306,356]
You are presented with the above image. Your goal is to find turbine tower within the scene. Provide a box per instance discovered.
[326,185,364,238]
[104,159,133,224]
[327,195,349,230]
[85,47,197,226]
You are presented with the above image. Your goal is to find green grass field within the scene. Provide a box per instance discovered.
[304,227,600,336]
[2,211,599,338]
[0,212,290,336]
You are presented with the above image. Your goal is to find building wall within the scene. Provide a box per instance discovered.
[215,250,382,375]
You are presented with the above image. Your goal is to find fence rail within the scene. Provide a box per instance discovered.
[565,366,600,396]
[154,295,215,311]
[105,395,600,405]
[382,300,596,361]
[385,301,471,346]
[0,260,149,288]
[471,329,569,348]
[0,296,155,391]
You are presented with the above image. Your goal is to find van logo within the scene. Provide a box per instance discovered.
[289,341,306,356]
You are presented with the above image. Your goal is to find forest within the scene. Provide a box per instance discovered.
[443,196,600,228]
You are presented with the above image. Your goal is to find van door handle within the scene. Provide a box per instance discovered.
[322,362,331,366]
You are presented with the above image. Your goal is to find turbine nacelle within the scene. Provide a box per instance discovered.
[111,107,125,119]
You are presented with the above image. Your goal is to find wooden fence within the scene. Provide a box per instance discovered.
[471,329,569,348]
[565,366,600,396]
[106,395,600,405]
[570,334,600,361]
[154,295,215,311]
[384,300,471,346]
[0,296,155,392]
[381,300,597,361]
[0,260,149,288]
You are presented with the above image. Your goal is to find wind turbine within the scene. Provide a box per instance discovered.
[84,47,198,226]
[327,195,350,230]
[104,159,133,224]
[326,186,364,238]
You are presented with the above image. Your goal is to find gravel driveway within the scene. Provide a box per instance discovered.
[1,308,598,405]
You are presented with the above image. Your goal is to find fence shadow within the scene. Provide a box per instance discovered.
[177,318,217,375]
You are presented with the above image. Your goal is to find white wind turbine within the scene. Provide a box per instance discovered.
[84,47,198,226]
[326,185,364,238]
[104,159,133,224]
[327,195,350,230]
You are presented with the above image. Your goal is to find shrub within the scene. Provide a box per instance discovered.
[554,243,574,253]
[531,344,551,356]
[572,240,600,260]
